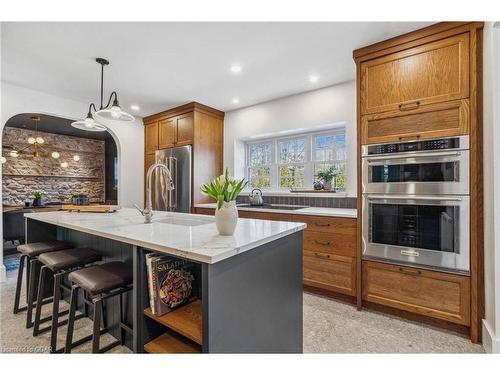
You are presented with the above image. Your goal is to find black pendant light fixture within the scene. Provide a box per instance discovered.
[71,58,134,132]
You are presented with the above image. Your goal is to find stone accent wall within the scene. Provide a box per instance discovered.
[2,127,105,205]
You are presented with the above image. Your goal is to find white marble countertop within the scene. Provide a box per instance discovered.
[24,208,306,264]
[195,203,357,218]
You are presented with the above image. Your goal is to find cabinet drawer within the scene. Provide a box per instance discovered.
[303,251,356,296]
[360,33,469,115]
[303,231,356,257]
[194,207,215,216]
[293,215,356,235]
[238,210,292,222]
[361,99,469,144]
[362,261,470,325]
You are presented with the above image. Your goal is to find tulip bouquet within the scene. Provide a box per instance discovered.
[201,168,247,209]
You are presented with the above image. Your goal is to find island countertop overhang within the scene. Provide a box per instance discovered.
[24,208,306,264]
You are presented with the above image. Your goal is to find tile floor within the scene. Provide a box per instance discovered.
[0,267,484,353]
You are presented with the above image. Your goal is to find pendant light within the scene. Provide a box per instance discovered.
[71,58,134,132]
[7,116,45,158]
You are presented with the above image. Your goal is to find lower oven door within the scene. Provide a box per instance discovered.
[362,194,470,274]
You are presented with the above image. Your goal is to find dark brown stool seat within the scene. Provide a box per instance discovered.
[32,248,102,353]
[38,248,102,272]
[18,240,73,257]
[68,261,133,294]
[65,261,133,353]
[13,240,73,316]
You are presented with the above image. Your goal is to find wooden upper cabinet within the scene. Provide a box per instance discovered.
[158,117,177,149]
[360,33,470,115]
[361,99,470,144]
[158,114,194,149]
[176,113,194,146]
[144,121,159,155]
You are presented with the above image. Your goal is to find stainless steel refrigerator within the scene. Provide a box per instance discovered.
[153,145,192,213]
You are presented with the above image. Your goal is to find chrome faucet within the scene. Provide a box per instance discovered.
[135,163,174,223]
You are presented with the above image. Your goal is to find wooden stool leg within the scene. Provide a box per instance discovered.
[26,259,41,330]
[50,273,62,353]
[65,285,79,354]
[92,299,103,353]
[13,255,27,314]
[32,265,47,334]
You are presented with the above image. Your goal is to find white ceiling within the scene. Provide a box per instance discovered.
[1,22,432,116]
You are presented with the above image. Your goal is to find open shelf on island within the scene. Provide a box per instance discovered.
[144,331,201,354]
[144,299,203,345]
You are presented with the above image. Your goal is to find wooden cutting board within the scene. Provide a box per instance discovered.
[61,205,119,213]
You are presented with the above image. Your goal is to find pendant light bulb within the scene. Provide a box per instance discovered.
[73,155,80,161]
[9,150,19,158]
[51,151,60,159]
[60,161,69,168]
[28,137,36,144]
[1,156,6,164]
[36,137,45,144]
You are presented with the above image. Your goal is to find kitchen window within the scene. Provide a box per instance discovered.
[245,129,347,191]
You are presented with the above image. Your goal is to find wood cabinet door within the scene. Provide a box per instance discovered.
[362,261,470,325]
[360,33,469,115]
[176,113,194,146]
[361,99,470,144]
[144,121,159,154]
[303,251,356,296]
[158,117,177,149]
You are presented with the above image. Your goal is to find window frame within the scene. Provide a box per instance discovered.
[245,128,347,191]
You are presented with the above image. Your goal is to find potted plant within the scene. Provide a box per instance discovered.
[316,167,338,191]
[33,190,46,206]
[201,168,247,235]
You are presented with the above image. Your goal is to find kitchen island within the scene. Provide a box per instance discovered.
[24,208,305,353]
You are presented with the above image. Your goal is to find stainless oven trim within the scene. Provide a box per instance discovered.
[361,135,470,157]
[362,194,470,273]
[362,149,469,195]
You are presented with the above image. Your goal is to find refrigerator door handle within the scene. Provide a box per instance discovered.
[168,156,178,211]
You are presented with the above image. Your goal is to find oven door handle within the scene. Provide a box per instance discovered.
[365,151,462,162]
[365,195,463,202]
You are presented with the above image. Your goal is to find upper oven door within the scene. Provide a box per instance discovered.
[362,149,469,195]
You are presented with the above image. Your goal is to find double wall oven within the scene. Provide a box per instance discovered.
[361,136,470,274]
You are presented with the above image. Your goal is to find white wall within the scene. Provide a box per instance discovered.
[482,21,500,353]
[224,81,357,197]
[0,82,144,281]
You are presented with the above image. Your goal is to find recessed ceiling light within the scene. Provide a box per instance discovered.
[309,75,319,83]
[130,104,140,111]
[230,65,242,73]
[232,98,240,104]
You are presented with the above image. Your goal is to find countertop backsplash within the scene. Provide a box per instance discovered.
[236,194,356,209]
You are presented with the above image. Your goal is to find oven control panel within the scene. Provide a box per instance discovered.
[367,137,462,155]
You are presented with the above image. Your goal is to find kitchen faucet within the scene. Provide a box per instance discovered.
[135,163,174,223]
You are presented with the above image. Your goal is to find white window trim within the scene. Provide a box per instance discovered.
[245,128,347,192]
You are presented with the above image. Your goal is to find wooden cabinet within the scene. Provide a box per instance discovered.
[194,207,359,299]
[360,33,469,115]
[304,251,356,296]
[362,261,470,325]
[354,22,484,341]
[158,113,194,149]
[158,118,177,148]
[361,99,470,144]
[144,121,159,154]
[143,103,224,208]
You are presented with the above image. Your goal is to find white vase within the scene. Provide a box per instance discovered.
[215,201,238,235]
[323,180,332,190]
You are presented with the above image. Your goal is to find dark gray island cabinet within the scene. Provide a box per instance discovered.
[24,208,305,353]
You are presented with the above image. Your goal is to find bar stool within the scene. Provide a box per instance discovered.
[65,261,133,353]
[31,248,102,353]
[13,240,72,316]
